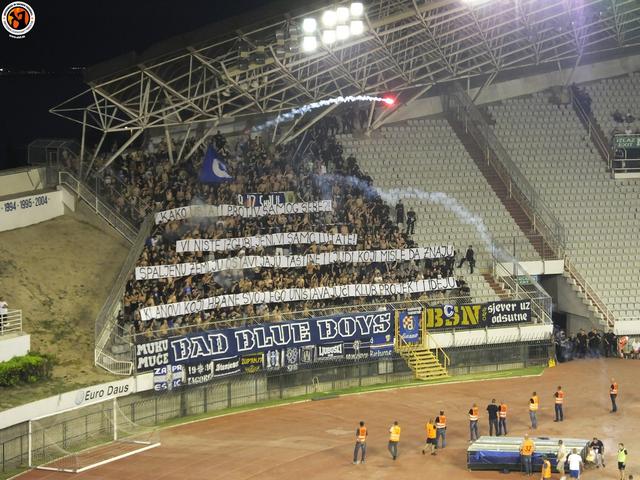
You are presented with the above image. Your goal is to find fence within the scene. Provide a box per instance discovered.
[57,171,138,244]
[94,215,155,376]
[0,310,22,336]
[0,339,550,472]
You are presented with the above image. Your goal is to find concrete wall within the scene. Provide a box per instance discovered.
[0,167,47,197]
[0,190,64,232]
[0,334,30,362]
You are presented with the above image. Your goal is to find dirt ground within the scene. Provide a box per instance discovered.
[17,358,640,480]
[0,212,129,409]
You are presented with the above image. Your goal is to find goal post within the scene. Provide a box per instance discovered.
[28,397,161,473]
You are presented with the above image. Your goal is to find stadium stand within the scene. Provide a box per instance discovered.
[103,129,467,341]
[488,92,640,319]
[584,73,640,137]
[337,117,542,300]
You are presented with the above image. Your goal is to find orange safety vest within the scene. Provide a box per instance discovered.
[520,439,535,456]
[542,459,552,478]
[357,426,367,443]
[436,415,446,429]
[389,425,401,442]
[610,382,618,395]
[426,423,437,439]
[499,404,508,418]
[555,390,564,404]
[469,406,479,421]
[529,395,539,411]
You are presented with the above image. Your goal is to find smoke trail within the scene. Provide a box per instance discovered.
[252,95,393,133]
[316,173,513,262]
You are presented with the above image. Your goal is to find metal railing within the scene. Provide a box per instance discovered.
[446,83,565,257]
[570,87,613,170]
[57,170,138,244]
[425,329,450,371]
[564,257,615,329]
[0,310,22,336]
[94,214,154,375]
[493,234,561,262]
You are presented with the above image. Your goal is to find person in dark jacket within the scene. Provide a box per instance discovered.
[458,245,475,273]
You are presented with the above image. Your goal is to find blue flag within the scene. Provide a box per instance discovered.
[199,145,234,183]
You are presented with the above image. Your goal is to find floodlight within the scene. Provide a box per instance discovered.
[350,2,364,18]
[302,18,317,34]
[336,24,350,40]
[302,36,318,52]
[350,20,364,35]
[322,29,337,45]
[336,6,350,23]
[322,10,337,27]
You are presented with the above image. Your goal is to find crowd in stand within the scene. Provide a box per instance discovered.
[93,126,466,341]
[554,328,640,362]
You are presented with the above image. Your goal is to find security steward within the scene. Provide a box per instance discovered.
[388,421,401,460]
[498,400,508,435]
[468,403,479,442]
[422,418,437,456]
[529,391,539,429]
[610,378,618,413]
[540,455,552,480]
[435,411,447,449]
[554,386,564,422]
[353,421,367,464]
[520,433,535,476]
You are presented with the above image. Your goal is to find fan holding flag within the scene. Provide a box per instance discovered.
[199,145,234,184]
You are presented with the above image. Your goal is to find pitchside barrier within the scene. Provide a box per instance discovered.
[0,340,550,473]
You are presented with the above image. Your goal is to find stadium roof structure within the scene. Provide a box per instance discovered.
[51,0,640,171]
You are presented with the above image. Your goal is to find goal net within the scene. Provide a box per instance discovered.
[29,398,161,473]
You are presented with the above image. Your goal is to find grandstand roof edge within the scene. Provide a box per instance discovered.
[84,0,332,84]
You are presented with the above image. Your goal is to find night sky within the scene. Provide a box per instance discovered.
[0,0,275,170]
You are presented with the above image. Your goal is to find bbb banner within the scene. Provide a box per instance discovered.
[237,191,295,207]
[425,300,532,330]
[398,307,422,344]
[166,310,394,366]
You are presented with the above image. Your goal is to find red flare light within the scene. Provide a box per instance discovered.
[382,97,395,105]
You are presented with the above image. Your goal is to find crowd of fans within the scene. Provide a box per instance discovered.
[553,328,640,362]
[89,125,468,341]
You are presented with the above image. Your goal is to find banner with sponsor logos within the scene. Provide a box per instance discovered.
[176,232,358,253]
[155,200,333,224]
[425,300,532,330]
[398,307,423,344]
[237,191,295,207]
[135,246,455,280]
[140,277,458,321]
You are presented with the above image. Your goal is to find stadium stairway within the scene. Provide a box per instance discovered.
[400,346,449,380]
[338,118,541,303]
[447,116,555,260]
[487,92,640,325]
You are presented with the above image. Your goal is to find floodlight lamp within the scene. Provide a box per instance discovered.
[350,2,364,18]
[336,6,350,23]
[350,20,364,35]
[322,29,337,45]
[302,18,317,34]
[322,10,337,27]
[302,36,318,52]
[336,24,350,40]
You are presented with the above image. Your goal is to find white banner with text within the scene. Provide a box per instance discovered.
[155,200,333,224]
[135,246,454,280]
[176,231,358,253]
[139,277,458,321]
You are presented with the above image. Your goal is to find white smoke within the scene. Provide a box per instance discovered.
[252,95,392,133]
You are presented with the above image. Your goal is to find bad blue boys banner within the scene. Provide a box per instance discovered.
[167,310,393,366]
